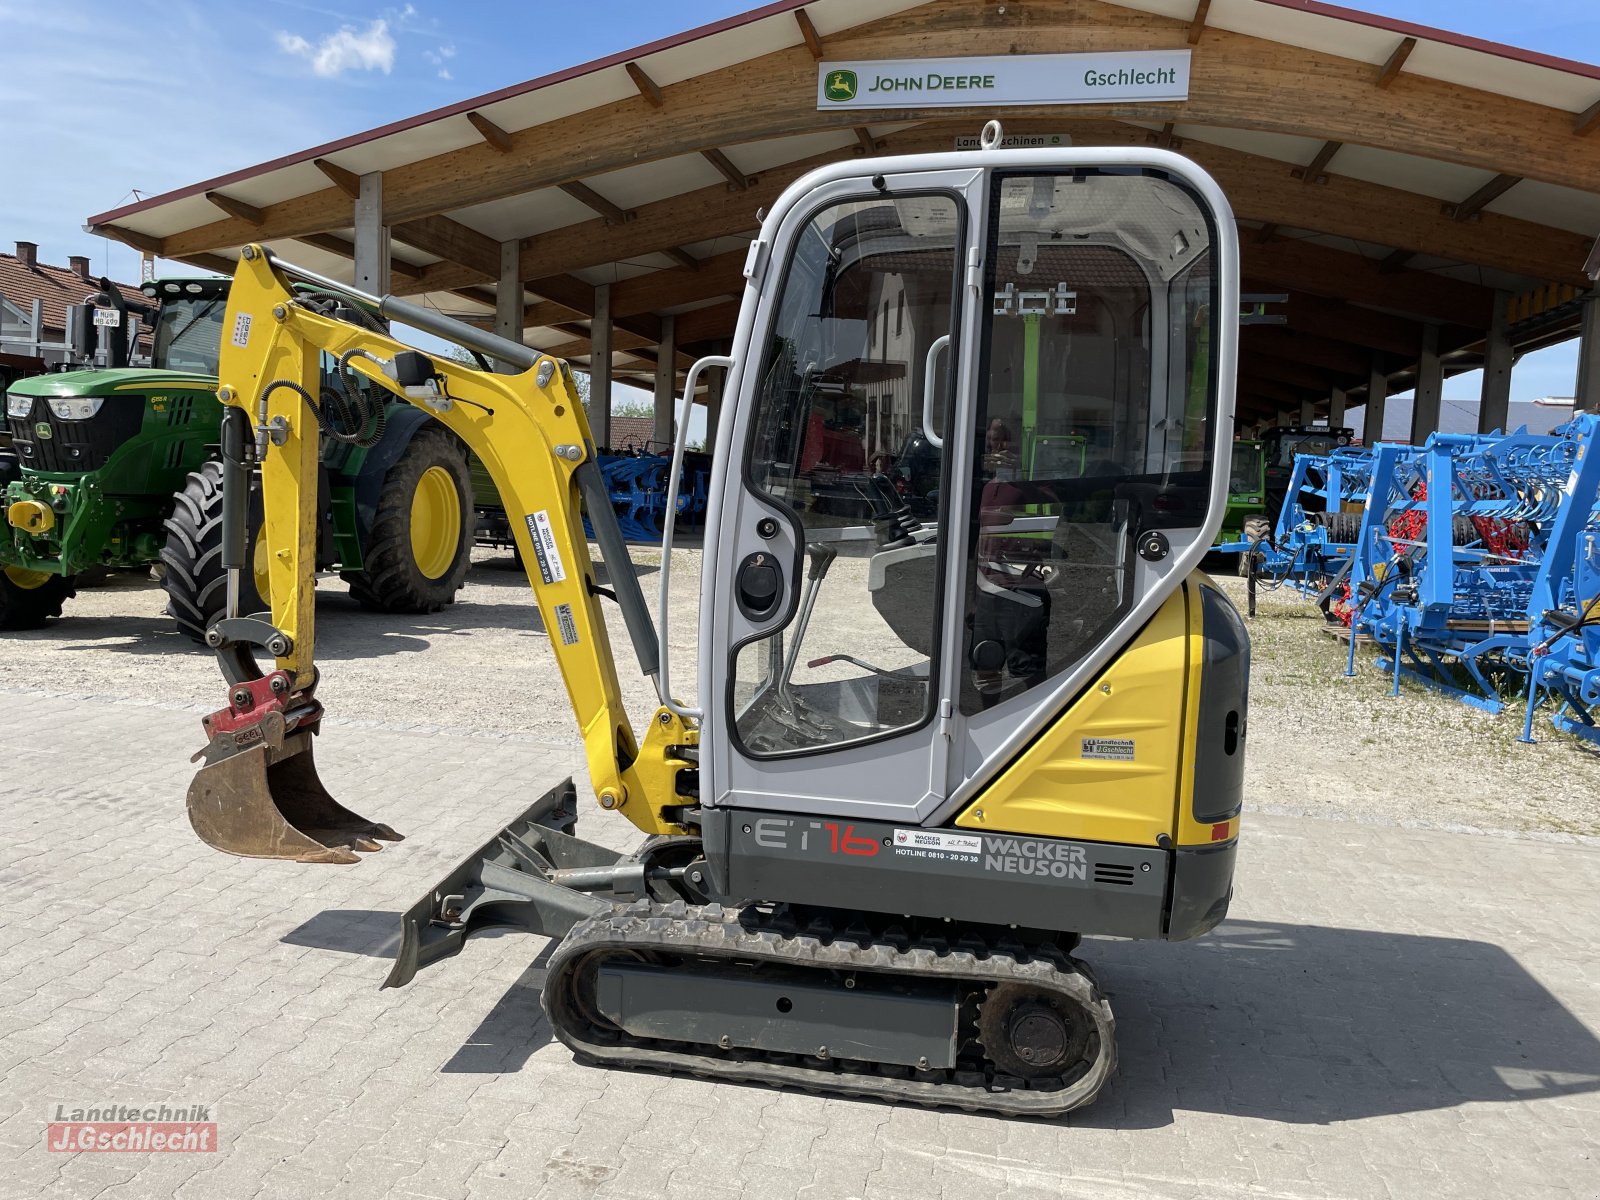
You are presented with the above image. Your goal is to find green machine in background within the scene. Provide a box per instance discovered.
[1220,439,1267,543]
[1,277,480,633]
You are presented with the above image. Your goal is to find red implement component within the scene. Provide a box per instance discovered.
[200,671,298,737]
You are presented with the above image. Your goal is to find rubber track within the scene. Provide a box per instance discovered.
[543,899,1116,1116]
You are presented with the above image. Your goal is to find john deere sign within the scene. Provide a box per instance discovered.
[817,51,1190,109]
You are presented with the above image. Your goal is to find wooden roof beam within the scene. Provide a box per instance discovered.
[701,148,752,191]
[1378,249,1415,274]
[1241,326,1372,377]
[313,158,361,199]
[1376,37,1416,89]
[661,247,701,272]
[794,9,825,60]
[389,214,501,279]
[1293,141,1342,184]
[155,27,1600,261]
[205,191,265,225]
[1445,173,1522,221]
[625,62,664,109]
[394,119,1593,300]
[558,181,634,226]
[1155,122,1180,150]
[466,111,514,154]
[296,232,423,280]
[1245,237,1494,327]
[1577,97,1600,137]
[1187,0,1211,45]
[854,127,878,155]
[100,224,164,256]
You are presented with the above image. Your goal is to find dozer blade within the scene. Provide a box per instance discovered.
[187,715,403,864]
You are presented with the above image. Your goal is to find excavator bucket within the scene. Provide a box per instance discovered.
[187,712,402,864]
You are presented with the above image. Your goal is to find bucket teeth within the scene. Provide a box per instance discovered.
[186,724,402,863]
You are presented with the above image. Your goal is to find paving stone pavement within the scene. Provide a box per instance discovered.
[2,688,1598,1200]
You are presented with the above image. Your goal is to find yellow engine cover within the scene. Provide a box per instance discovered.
[955,575,1235,849]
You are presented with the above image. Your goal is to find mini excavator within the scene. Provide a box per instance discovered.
[184,126,1249,1115]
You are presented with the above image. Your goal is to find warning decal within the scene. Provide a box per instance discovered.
[524,511,567,584]
[1081,737,1135,761]
[553,603,580,646]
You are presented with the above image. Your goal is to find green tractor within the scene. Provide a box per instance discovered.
[1220,438,1267,542]
[1,276,477,635]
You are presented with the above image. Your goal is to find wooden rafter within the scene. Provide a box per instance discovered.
[1155,122,1179,149]
[1578,97,1600,137]
[1246,237,1493,327]
[387,119,1593,303]
[296,232,423,280]
[1294,140,1342,184]
[149,20,1600,264]
[854,126,878,154]
[794,9,824,60]
[558,181,634,226]
[205,192,265,225]
[625,62,664,108]
[661,247,701,272]
[1253,223,1279,245]
[466,111,514,153]
[100,224,164,255]
[1446,173,1522,221]
[1377,38,1416,89]
[1379,249,1415,274]
[701,148,750,190]
[313,158,361,199]
[1187,0,1211,45]
[389,214,501,279]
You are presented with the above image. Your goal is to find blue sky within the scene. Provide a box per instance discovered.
[2,0,1596,405]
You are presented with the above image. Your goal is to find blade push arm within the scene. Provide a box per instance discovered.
[214,245,694,835]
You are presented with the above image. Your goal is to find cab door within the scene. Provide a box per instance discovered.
[699,166,984,823]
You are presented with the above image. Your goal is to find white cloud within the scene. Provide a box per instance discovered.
[423,42,456,81]
[277,17,396,78]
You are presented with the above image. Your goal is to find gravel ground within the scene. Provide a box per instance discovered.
[5,548,1598,839]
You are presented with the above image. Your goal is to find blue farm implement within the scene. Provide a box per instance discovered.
[1233,447,1371,618]
[1341,418,1600,733]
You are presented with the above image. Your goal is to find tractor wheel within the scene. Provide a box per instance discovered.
[342,426,473,613]
[161,460,269,643]
[0,566,76,629]
[1239,516,1272,576]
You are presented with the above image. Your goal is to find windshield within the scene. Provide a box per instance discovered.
[151,298,226,373]
[1269,432,1338,468]
[1230,443,1263,494]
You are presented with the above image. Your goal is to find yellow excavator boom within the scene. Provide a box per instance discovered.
[190,245,693,861]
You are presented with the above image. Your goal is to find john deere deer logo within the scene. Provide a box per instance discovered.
[824,70,858,102]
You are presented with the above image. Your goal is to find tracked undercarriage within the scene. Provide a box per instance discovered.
[546,899,1115,1116]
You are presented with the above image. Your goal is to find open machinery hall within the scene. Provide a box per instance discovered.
[2,2,1599,1198]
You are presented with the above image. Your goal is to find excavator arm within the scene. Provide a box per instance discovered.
[186,246,695,864]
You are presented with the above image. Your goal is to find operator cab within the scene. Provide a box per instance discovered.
[703,148,1235,825]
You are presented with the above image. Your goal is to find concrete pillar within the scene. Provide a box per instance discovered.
[653,314,677,448]
[354,172,390,295]
[1298,398,1316,426]
[1576,289,1600,414]
[494,241,522,372]
[590,283,612,450]
[1329,387,1347,430]
[1364,357,1388,446]
[1410,324,1442,445]
[1478,290,1514,433]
